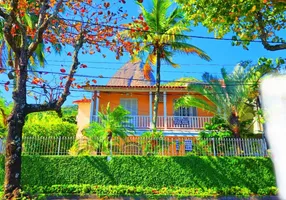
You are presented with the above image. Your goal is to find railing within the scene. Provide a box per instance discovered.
[0,136,268,157]
[91,115,212,129]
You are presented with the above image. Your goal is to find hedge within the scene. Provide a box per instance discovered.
[23,185,278,198]
[0,156,276,194]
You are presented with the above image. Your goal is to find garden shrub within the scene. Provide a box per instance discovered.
[23,121,76,137]
[22,184,278,197]
[0,155,275,194]
[22,112,77,155]
[199,116,233,138]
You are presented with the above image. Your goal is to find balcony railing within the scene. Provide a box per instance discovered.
[91,115,212,129]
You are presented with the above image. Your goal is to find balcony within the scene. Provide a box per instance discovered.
[91,115,212,130]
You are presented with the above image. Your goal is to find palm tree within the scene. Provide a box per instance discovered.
[120,0,211,130]
[0,15,47,70]
[175,62,274,137]
[79,103,135,155]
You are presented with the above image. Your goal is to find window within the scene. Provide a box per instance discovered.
[173,99,197,116]
[120,98,138,115]
[174,106,197,116]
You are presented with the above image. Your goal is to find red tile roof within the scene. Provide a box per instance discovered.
[83,85,188,89]
[72,98,91,104]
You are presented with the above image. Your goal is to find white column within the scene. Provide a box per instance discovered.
[149,91,153,128]
[95,90,100,122]
[89,93,95,123]
[163,91,167,129]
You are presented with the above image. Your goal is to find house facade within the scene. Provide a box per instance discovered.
[74,85,214,136]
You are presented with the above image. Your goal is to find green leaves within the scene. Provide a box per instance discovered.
[79,103,135,155]
[0,155,276,195]
[176,0,286,51]
[23,13,33,28]
[121,0,211,79]
[23,111,77,137]
[176,59,276,136]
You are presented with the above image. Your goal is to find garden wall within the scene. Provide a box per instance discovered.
[0,156,276,193]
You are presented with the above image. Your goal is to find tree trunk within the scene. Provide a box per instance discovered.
[4,53,27,199]
[152,50,161,130]
[107,131,112,156]
[229,112,240,138]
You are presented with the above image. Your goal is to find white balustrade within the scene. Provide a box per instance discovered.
[91,115,212,129]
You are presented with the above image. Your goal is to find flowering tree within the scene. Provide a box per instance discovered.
[0,0,127,198]
[175,0,286,51]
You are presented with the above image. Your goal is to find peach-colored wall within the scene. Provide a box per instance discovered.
[97,93,150,115]
[95,91,213,117]
[76,102,91,137]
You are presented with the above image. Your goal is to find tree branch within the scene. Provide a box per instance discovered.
[27,0,64,57]
[25,101,57,114]
[257,12,286,51]
[56,32,85,109]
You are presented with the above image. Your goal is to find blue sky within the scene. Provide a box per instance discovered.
[0,0,285,106]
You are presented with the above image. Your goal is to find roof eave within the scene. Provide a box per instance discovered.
[83,85,188,92]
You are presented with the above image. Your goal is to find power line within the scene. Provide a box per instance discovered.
[27,64,228,75]
[59,17,285,44]
[0,82,91,93]
[45,60,236,67]
[0,68,259,85]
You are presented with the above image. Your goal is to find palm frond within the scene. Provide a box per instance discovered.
[160,22,189,43]
[34,43,45,67]
[152,0,172,32]
[143,62,153,80]
[166,7,184,26]
[147,53,157,65]
[169,42,211,61]
[163,55,179,68]
[175,95,217,113]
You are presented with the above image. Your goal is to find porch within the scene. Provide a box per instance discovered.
[91,115,212,129]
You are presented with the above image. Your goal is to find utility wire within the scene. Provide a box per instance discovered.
[59,17,285,44]
[0,68,259,85]
[25,64,229,75]
[45,60,237,66]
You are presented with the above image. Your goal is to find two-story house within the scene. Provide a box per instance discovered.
[73,61,213,137]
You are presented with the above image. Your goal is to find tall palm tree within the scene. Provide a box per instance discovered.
[0,14,46,70]
[175,62,274,137]
[121,0,211,130]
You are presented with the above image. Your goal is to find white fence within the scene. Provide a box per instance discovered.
[0,136,268,157]
[92,115,212,129]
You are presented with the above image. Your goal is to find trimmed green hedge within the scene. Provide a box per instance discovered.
[0,156,276,194]
[23,185,278,198]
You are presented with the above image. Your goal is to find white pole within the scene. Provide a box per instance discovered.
[95,90,100,122]
[163,91,167,130]
[57,137,61,155]
[89,93,95,123]
[149,91,153,129]
[212,138,216,156]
